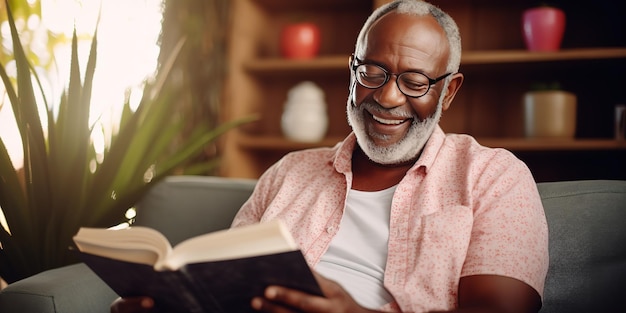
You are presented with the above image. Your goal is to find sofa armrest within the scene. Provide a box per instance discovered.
[0,263,118,313]
[538,179,626,313]
[133,175,257,245]
[0,176,256,313]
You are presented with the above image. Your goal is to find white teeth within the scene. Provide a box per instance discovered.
[372,115,405,125]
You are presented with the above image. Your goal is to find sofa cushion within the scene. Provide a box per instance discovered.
[133,175,257,246]
[0,176,257,313]
[2,178,624,313]
[0,263,116,313]
[538,180,626,313]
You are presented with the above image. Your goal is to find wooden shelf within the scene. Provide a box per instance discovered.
[237,133,626,152]
[477,138,626,151]
[253,0,365,10]
[243,48,626,76]
[223,0,626,179]
[462,48,626,64]
[244,55,348,76]
[237,133,343,151]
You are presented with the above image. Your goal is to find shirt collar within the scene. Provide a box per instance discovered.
[331,125,446,175]
[331,133,357,175]
[413,125,445,174]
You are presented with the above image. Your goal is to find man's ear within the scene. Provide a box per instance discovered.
[348,54,357,105]
[348,54,356,89]
[441,72,464,111]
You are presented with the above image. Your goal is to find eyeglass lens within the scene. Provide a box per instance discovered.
[355,64,432,98]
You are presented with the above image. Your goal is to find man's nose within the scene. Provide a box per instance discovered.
[373,76,405,109]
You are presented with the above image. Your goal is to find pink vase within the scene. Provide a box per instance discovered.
[522,7,566,51]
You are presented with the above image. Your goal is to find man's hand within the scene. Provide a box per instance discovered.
[251,272,377,313]
[110,297,155,313]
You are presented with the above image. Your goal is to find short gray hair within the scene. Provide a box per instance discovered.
[354,0,462,73]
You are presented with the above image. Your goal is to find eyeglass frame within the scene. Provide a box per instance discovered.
[350,54,452,98]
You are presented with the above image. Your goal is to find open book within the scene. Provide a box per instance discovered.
[73,220,322,313]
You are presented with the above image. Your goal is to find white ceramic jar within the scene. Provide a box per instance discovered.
[281,81,328,142]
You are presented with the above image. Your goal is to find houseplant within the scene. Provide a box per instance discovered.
[0,1,252,283]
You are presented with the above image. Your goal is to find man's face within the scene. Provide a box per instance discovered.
[347,12,451,165]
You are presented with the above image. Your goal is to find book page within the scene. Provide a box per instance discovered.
[74,226,173,266]
[161,220,299,270]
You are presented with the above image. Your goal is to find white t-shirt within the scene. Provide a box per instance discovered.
[315,185,396,309]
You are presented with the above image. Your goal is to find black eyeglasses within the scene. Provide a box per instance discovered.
[351,55,452,98]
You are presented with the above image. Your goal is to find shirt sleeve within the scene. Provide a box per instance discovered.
[230,159,282,228]
[461,150,549,297]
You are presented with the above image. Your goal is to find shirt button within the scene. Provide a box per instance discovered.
[326,226,335,233]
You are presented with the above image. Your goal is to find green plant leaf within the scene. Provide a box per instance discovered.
[0,1,250,283]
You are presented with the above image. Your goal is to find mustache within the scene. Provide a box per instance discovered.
[359,100,415,120]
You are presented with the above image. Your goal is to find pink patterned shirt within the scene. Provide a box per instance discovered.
[232,126,549,312]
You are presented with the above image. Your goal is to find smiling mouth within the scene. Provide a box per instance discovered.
[371,114,411,125]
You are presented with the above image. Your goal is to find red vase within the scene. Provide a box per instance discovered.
[522,6,566,51]
[280,22,321,59]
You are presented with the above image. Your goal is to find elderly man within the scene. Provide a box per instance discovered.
[112,1,548,312]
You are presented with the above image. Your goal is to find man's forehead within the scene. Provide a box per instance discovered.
[363,12,449,70]
[367,12,445,45]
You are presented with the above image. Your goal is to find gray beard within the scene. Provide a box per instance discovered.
[347,98,442,165]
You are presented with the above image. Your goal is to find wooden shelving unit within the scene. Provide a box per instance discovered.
[221,0,626,181]
[236,134,344,151]
[461,48,626,64]
[236,133,626,152]
[476,138,626,151]
[244,48,626,74]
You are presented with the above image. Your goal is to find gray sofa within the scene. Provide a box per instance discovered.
[0,176,624,313]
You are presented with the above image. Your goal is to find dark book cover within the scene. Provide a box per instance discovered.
[79,250,322,313]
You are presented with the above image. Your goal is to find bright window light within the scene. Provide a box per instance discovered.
[0,0,164,169]
[0,0,164,233]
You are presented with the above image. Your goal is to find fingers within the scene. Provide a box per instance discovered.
[252,273,370,313]
[110,297,155,313]
[251,295,293,313]
[312,272,349,299]
[252,286,329,313]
